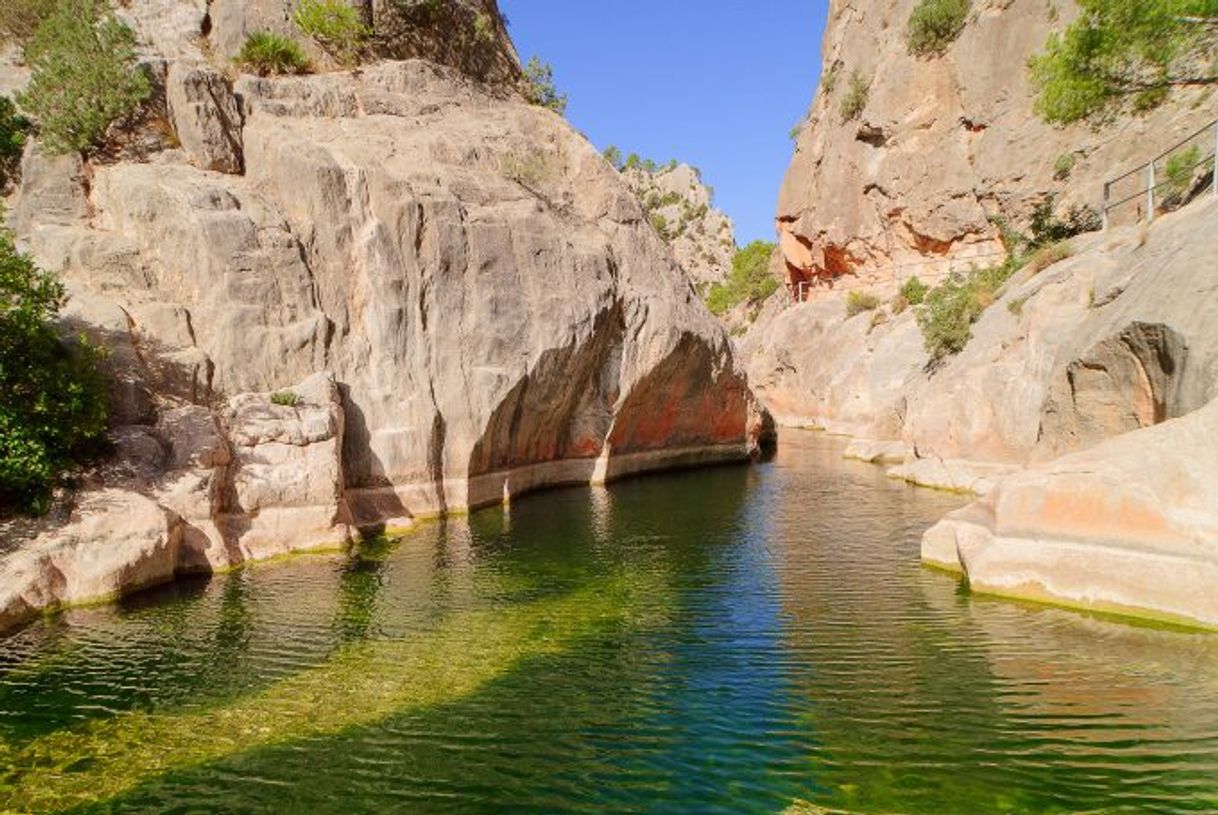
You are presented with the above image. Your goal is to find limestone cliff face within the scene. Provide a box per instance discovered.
[0,1,773,630]
[621,163,736,290]
[777,0,1216,293]
[749,0,1218,627]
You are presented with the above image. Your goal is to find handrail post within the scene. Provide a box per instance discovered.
[1147,161,1156,223]
[1213,121,1218,198]
[1102,182,1110,231]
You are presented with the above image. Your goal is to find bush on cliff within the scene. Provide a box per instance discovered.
[1030,0,1218,123]
[17,0,151,155]
[907,0,971,56]
[845,290,881,317]
[917,260,1016,360]
[0,225,108,515]
[839,70,870,122]
[294,0,370,68]
[238,32,313,77]
[706,241,779,317]
[0,0,55,47]
[0,97,29,189]
[900,276,929,306]
[520,56,567,116]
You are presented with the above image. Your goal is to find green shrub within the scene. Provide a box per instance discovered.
[1029,196,1101,246]
[705,241,778,317]
[839,70,870,121]
[1053,152,1076,180]
[900,276,929,306]
[472,11,494,44]
[520,56,567,115]
[271,391,300,407]
[916,258,1019,359]
[602,145,623,171]
[907,0,970,56]
[845,290,881,317]
[500,149,557,189]
[1162,144,1202,202]
[293,0,370,68]
[17,0,151,156]
[0,96,29,188]
[0,224,108,515]
[0,0,55,47]
[650,213,670,242]
[237,31,312,77]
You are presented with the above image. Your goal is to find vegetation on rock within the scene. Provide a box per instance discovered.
[0,0,54,47]
[839,70,870,122]
[907,0,971,57]
[271,391,301,407]
[900,276,929,306]
[706,241,778,316]
[1030,0,1218,123]
[293,0,371,68]
[0,224,108,515]
[915,200,1093,360]
[520,56,567,115]
[238,31,313,77]
[17,0,150,156]
[0,97,29,189]
[846,290,881,317]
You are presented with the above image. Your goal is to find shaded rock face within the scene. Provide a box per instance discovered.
[0,1,771,629]
[922,396,1218,629]
[777,0,1217,296]
[621,163,736,290]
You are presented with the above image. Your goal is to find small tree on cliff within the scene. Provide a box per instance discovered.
[1030,0,1218,123]
[17,0,150,155]
[519,56,568,116]
[0,224,109,515]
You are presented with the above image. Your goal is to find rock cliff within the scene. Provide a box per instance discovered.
[0,1,773,631]
[748,0,1218,626]
[776,0,1215,294]
[621,163,736,291]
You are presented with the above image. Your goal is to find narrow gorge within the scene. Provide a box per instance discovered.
[1,1,1218,813]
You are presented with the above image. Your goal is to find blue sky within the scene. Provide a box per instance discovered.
[500,1,828,245]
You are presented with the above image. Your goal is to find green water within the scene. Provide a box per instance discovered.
[2,431,1218,814]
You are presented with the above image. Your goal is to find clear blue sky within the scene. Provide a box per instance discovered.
[500,1,828,245]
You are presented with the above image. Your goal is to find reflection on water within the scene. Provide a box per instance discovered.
[0,431,1216,814]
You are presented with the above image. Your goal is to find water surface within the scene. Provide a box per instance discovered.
[2,431,1217,814]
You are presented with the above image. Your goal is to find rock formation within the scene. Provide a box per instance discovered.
[0,0,773,632]
[776,0,1215,295]
[621,162,736,291]
[746,0,1218,626]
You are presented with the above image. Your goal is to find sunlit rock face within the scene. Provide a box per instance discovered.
[0,0,772,630]
[923,395,1218,629]
[774,0,1216,296]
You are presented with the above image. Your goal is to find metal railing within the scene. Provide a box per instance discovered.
[1103,117,1218,230]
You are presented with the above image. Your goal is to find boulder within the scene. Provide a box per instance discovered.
[922,397,1218,628]
[166,62,244,174]
[0,492,182,633]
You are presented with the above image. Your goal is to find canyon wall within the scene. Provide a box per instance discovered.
[749,0,1218,627]
[0,0,774,631]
